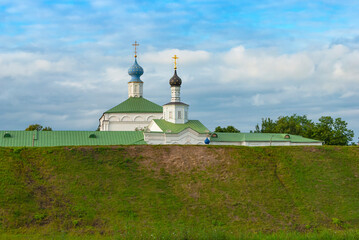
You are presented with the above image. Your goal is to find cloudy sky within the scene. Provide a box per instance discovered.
[1,0,359,141]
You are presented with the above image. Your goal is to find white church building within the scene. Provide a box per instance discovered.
[97,43,322,146]
[99,49,210,145]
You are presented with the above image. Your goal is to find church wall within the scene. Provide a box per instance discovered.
[210,141,322,146]
[147,121,163,132]
[144,129,207,145]
[128,82,143,98]
[289,142,322,146]
[163,104,189,124]
[108,122,149,131]
[208,141,244,146]
[99,112,163,131]
[244,141,291,146]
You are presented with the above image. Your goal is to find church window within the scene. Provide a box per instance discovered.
[169,111,173,119]
[3,132,11,138]
[89,134,97,138]
[134,85,138,92]
[178,111,182,119]
[211,133,218,138]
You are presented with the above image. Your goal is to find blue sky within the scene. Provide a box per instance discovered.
[1,0,359,142]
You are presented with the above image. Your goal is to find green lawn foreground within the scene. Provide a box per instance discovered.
[1,145,359,239]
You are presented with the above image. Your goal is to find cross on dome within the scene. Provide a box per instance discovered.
[132,41,139,58]
[169,55,182,87]
[128,41,144,82]
[172,55,179,69]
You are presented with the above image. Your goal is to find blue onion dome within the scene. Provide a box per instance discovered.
[128,58,144,82]
[169,70,182,87]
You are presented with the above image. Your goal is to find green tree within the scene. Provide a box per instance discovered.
[312,116,354,145]
[215,126,240,133]
[274,114,315,138]
[255,115,314,137]
[254,114,354,145]
[255,118,276,133]
[25,124,52,131]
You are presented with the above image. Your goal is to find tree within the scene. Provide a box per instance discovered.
[254,118,276,133]
[25,124,52,131]
[215,126,240,133]
[312,116,354,146]
[274,115,315,138]
[253,114,354,145]
[255,115,314,137]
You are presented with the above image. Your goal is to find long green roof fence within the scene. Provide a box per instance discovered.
[0,131,146,147]
[210,132,322,143]
[151,119,209,134]
[105,97,163,113]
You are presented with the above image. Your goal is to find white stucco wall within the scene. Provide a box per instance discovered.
[146,121,163,132]
[128,82,143,98]
[99,112,163,131]
[163,104,189,124]
[209,141,322,146]
[144,128,207,145]
[171,86,181,102]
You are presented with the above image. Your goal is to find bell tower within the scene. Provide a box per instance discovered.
[128,41,144,98]
[163,55,189,124]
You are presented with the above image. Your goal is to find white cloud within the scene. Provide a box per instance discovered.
[142,49,211,66]
[221,46,315,82]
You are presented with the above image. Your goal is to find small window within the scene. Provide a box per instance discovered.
[169,111,173,119]
[89,134,97,138]
[3,132,11,138]
[211,133,218,138]
[284,135,290,139]
[178,111,182,119]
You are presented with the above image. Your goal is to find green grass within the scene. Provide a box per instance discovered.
[1,145,359,239]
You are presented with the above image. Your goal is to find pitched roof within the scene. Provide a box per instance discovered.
[151,119,209,134]
[210,132,322,143]
[0,131,146,147]
[105,97,163,113]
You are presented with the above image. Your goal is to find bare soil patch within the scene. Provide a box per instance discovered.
[124,145,230,174]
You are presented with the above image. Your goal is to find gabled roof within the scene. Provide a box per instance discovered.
[105,97,163,113]
[0,131,146,147]
[151,119,209,134]
[210,132,322,143]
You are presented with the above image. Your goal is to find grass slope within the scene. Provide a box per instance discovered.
[1,145,359,239]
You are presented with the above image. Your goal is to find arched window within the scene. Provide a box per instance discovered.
[121,116,131,121]
[134,116,144,121]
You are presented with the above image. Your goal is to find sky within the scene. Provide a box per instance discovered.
[1,0,359,142]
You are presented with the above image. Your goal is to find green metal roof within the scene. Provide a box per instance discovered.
[105,97,163,113]
[210,132,322,143]
[151,119,209,134]
[0,131,146,147]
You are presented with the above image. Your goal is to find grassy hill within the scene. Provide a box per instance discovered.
[1,145,359,239]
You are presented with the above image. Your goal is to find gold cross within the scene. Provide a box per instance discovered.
[172,55,179,69]
[132,41,139,58]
